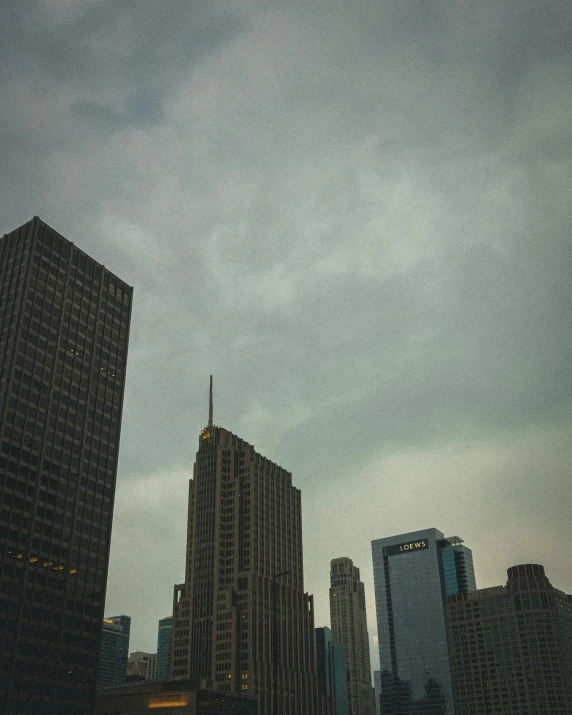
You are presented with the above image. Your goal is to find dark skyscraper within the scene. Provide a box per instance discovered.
[0,217,132,714]
[169,380,324,714]
[446,564,572,715]
[371,529,475,715]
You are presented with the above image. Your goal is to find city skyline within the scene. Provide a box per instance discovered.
[2,0,571,675]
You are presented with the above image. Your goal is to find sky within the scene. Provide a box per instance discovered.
[2,0,571,669]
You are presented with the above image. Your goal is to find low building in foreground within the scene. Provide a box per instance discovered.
[445,563,572,715]
[95,679,257,714]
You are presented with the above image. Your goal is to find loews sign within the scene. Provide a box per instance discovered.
[148,693,189,709]
[386,539,428,557]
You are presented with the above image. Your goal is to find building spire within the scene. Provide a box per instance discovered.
[208,375,213,428]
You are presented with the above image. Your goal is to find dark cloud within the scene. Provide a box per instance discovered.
[1,0,571,659]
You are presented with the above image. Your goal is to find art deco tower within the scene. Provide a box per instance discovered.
[329,557,376,715]
[0,218,132,714]
[170,380,324,715]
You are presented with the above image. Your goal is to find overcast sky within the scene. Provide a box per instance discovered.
[2,0,571,669]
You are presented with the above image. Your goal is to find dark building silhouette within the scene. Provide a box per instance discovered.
[98,615,131,688]
[0,217,132,714]
[169,379,325,714]
[371,529,476,715]
[446,564,572,715]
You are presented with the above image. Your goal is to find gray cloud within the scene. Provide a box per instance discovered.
[2,0,571,660]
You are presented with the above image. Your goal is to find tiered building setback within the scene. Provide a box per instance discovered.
[169,380,324,715]
[329,557,375,715]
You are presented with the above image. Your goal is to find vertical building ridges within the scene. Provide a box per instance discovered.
[169,412,325,714]
[0,218,132,713]
[329,556,376,715]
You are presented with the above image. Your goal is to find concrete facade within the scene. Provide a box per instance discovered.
[329,557,375,715]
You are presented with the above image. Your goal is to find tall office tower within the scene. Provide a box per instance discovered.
[445,564,572,715]
[316,626,349,715]
[0,217,132,714]
[329,557,376,715]
[371,529,476,715]
[127,651,157,681]
[169,380,323,715]
[156,615,173,681]
[97,615,131,688]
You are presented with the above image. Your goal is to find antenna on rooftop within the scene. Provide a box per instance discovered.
[208,375,213,428]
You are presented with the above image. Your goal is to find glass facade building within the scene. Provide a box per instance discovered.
[156,615,173,681]
[316,626,349,715]
[97,615,131,688]
[371,528,475,715]
[0,217,132,714]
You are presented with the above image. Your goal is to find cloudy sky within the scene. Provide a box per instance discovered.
[2,0,571,668]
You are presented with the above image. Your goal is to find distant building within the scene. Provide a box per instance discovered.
[95,679,258,714]
[371,529,476,715]
[316,626,349,715]
[156,615,173,681]
[0,217,132,714]
[127,651,157,681]
[329,557,375,715]
[98,616,131,688]
[446,564,572,715]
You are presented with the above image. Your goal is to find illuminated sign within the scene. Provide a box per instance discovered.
[148,693,189,708]
[386,539,428,556]
[201,427,214,440]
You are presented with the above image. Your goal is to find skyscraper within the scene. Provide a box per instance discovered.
[445,564,572,715]
[371,529,476,715]
[329,557,375,715]
[316,626,349,715]
[156,615,173,681]
[169,379,323,714]
[0,217,132,714]
[97,615,131,688]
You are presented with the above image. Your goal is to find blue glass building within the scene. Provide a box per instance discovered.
[156,615,172,681]
[97,615,131,688]
[371,529,475,715]
[316,627,349,715]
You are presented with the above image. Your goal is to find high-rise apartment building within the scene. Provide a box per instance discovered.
[156,615,172,681]
[371,529,475,715]
[316,626,349,715]
[0,217,132,714]
[97,615,131,688]
[329,557,375,715]
[445,564,572,715]
[169,381,324,714]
